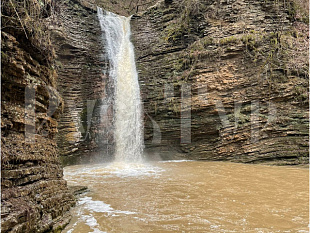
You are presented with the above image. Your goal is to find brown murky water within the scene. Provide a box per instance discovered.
[63,161,309,233]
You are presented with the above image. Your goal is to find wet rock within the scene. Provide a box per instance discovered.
[68,186,89,196]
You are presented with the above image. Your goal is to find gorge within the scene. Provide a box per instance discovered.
[1,0,309,232]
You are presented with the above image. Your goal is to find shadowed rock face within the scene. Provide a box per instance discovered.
[131,0,309,164]
[51,0,112,165]
[1,1,75,232]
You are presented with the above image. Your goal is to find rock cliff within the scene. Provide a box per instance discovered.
[131,0,309,164]
[1,1,75,232]
[51,0,110,165]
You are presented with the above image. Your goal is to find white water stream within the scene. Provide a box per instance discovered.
[98,8,144,162]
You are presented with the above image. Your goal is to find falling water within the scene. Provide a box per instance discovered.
[97,7,144,162]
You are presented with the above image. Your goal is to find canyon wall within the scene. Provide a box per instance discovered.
[54,0,308,165]
[131,0,309,164]
[1,1,75,232]
[51,0,110,165]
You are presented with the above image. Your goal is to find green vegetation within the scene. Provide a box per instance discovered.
[293,85,308,103]
[164,23,188,43]
[163,0,206,43]
[155,0,309,103]
[242,30,308,79]
[219,36,239,45]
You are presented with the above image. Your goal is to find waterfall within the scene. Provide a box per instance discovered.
[97,7,144,162]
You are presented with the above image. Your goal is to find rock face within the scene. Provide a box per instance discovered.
[51,0,112,165]
[131,0,309,164]
[1,1,75,232]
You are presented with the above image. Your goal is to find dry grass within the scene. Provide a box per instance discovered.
[2,0,56,63]
[294,0,309,14]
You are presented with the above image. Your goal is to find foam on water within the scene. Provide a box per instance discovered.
[101,162,164,177]
[66,196,136,233]
[66,214,107,233]
[64,162,164,179]
[159,160,194,163]
[81,214,107,233]
[79,196,136,215]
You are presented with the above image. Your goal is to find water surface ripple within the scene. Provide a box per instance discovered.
[64,161,309,233]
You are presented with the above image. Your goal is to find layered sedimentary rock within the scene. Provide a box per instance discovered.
[1,1,75,232]
[51,0,111,164]
[131,0,309,164]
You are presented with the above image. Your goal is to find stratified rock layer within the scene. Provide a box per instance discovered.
[52,0,114,165]
[131,0,309,164]
[1,2,75,232]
